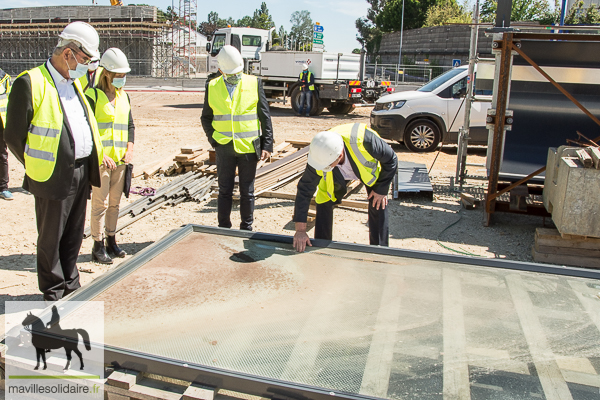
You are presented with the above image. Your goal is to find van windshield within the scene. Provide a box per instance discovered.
[418,68,465,92]
[211,34,226,56]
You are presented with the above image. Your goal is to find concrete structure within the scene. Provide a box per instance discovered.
[378,25,494,66]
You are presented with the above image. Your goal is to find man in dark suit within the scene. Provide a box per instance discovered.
[4,22,105,302]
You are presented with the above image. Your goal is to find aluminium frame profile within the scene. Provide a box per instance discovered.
[64,224,600,400]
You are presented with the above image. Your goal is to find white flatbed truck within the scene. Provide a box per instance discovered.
[206,27,393,115]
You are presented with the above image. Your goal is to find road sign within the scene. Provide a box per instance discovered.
[312,39,324,45]
[452,59,461,68]
[313,32,323,39]
[313,25,324,32]
[312,43,324,48]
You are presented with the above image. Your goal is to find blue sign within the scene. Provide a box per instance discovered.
[452,59,461,68]
[313,25,324,32]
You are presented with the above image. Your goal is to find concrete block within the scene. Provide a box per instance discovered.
[543,146,600,238]
[107,370,141,390]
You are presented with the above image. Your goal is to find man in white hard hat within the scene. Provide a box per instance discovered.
[4,21,104,302]
[292,123,398,252]
[297,63,315,117]
[201,45,273,231]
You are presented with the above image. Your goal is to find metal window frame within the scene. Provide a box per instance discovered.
[64,224,600,400]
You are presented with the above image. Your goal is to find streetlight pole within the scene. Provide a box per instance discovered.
[397,0,405,66]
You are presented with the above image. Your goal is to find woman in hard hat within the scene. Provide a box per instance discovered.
[85,48,135,264]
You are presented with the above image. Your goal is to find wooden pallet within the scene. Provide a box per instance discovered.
[532,228,600,269]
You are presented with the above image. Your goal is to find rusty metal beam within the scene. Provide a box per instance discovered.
[485,32,513,224]
[487,166,546,202]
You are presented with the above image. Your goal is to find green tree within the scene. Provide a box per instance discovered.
[352,48,362,53]
[424,0,472,26]
[253,2,276,29]
[236,15,254,27]
[565,0,600,24]
[376,0,440,31]
[290,10,313,44]
[480,0,555,24]
[198,11,234,36]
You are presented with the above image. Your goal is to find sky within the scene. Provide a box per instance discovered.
[0,0,369,53]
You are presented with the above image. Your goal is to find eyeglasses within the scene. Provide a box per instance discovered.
[69,47,92,65]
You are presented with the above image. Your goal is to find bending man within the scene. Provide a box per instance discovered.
[293,123,397,252]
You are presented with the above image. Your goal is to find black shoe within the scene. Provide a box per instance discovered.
[106,235,126,258]
[92,240,113,264]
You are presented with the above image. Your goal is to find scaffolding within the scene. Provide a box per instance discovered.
[169,0,198,78]
[0,5,206,78]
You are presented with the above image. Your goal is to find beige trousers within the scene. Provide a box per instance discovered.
[91,164,127,242]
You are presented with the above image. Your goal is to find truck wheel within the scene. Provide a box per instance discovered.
[403,120,441,152]
[291,86,324,116]
[327,103,355,114]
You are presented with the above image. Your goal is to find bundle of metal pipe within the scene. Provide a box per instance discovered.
[83,173,215,238]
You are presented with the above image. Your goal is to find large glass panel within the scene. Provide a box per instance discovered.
[80,231,600,400]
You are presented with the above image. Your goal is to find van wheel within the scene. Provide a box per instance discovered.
[290,86,323,116]
[403,120,441,152]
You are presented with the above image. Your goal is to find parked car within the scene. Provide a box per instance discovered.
[370,66,492,152]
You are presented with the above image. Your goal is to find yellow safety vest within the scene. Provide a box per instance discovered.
[0,72,11,127]
[20,65,103,182]
[299,71,315,91]
[315,123,381,204]
[86,87,130,165]
[78,66,103,91]
[208,74,260,154]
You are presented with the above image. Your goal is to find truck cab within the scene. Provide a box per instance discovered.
[206,27,271,74]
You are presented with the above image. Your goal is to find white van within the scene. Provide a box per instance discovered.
[370,66,492,152]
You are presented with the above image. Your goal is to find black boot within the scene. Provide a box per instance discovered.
[92,240,112,264]
[106,235,126,258]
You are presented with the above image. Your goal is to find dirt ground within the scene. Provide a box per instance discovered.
[0,91,549,328]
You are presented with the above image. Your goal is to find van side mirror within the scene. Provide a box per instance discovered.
[206,43,211,52]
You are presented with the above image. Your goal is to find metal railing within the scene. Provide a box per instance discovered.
[365,63,453,85]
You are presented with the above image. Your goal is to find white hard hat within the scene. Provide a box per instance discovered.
[302,63,309,70]
[217,45,243,74]
[58,21,100,60]
[307,131,344,171]
[100,48,131,73]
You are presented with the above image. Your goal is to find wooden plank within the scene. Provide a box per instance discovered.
[535,243,600,258]
[257,191,369,210]
[142,153,179,179]
[107,370,140,390]
[285,139,311,147]
[532,247,600,269]
[562,157,580,168]
[505,274,574,400]
[442,268,471,400]
[359,272,403,397]
[536,228,600,250]
[175,150,203,162]
[181,145,202,154]
[576,148,593,168]
[182,384,216,400]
